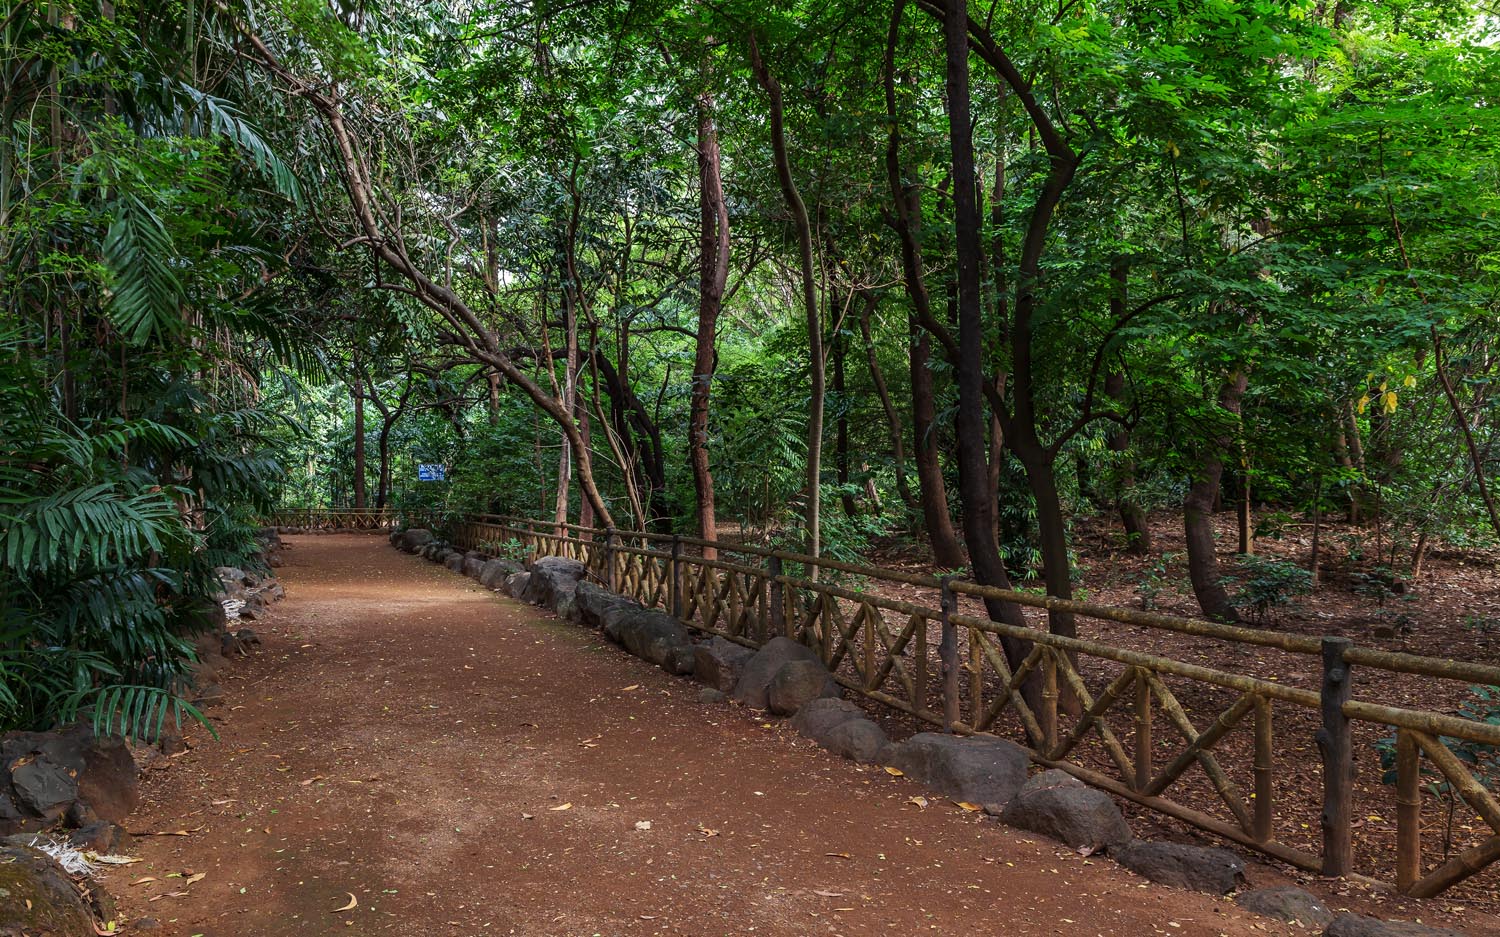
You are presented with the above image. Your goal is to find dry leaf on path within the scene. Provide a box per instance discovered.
[634,820,652,831]
[332,893,358,912]
[906,796,928,808]
[812,890,843,898]
[128,877,157,886]
[184,872,207,885]
[550,802,572,811]
[882,766,903,776]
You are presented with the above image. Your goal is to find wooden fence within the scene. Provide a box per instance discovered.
[435,513,1500,899]
[267,508,398,531]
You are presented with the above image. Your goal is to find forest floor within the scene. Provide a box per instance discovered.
[99,533,1481,937]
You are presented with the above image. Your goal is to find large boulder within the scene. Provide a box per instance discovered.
[1113,841,1246,895]
[792,699,891,764]
[694,638,755,693]
[575,582,640,628]
[443,552,465,572]
[479,558,523,590]
[521,556,589,610]
[886,733,1030,807]
[605,609,696,675]
[1000,770,1131,854]
[1324,915,1466,937]
[504,571,531,598]
[0,843,94,936]
[396,528,434,553]
[0,724,138,834]
[766,659,841,716]
[732,637,822,709]
[462,555,486,579]
[1234,887,1334,928]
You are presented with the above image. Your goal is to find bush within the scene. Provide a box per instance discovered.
[1222,556,1313,624]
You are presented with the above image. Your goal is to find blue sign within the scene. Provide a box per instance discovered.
[417,463,447,482]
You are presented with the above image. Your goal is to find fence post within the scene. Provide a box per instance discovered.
[1318,635,1354,877]
[604,528,618,591]
[669,535,683,619]
[767,555,784,641]
[940,576,959,733]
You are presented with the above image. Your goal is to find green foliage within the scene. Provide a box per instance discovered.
[1222,556,1314,624]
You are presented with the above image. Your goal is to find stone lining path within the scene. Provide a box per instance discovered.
[109,534,1312,935]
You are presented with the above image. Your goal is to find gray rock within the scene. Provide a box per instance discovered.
[694,638,755,693]
[1001,775,1132,854]
[504,571,531,597]
[397,528,434,553]
[68,820,130,853]
[1234,887,1334,928]
[767,659,841,716]
[791,698,865,737]
[521,556,589,610]
[821,718,891,764]
[574,582,641,628]
[443,552,465,572]
[479,558,523,590]
[1113,841,1246,894]
[606,609,695,674]
[698,687,727,704]
[887,732,1030,807]
[1323,914,1466,937]
[0,723,138,831]
[462,555,486,579]
[0,843,95,936]
[732,637,822,709]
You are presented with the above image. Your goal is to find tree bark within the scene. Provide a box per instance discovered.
[749,35,824,574]
[352,377,366,510]
[691,96,730,557]
[1184,369,1248,622]
[859,295,915,514]
[834,324,858,517]
[940,0,1031,649]
[1105,371,1152,554]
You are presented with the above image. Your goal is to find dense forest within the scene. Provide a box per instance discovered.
[3,0,1498,732]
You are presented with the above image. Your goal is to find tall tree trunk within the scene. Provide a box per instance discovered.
[377,426,392,510]
[1105,372,1151,554]
[883,4,963,567]
[691,96,730,557]
[1184,370,1248,622]
[577,390,594,529]
[911,322,965,568]
[859,296,915,513]
[352,377,366,510]
[834,325,858,516]
[941,0,1031,650]
[750,36,824,575]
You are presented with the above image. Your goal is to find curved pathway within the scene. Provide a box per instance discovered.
[109,534,1308,935]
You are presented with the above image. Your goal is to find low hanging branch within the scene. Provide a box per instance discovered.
[234,27,615,528]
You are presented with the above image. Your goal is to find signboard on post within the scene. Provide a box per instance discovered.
[417,463,447,482]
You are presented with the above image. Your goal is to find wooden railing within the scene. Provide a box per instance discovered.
[444,514,1500,898]
[266,508,398,531]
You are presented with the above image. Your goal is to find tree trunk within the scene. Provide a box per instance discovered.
[691,96,730,557]
[940,0,1031,650]
[352,378,366,510]
[1184,370,1248,622]
[749,36,824,575]
[910,323,965,568]
[859,295,915,513]
[834,325,857,516]
[1105,371,1152,554]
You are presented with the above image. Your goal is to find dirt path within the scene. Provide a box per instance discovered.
[109,534,1317,936]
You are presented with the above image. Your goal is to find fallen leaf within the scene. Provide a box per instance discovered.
[634,820,652,831]
[184,872,207,886]
[813,889,844,898]
[128,877,158,886]
[883,766,904,777]
[906,796,929,808]
[300,776,324,786]
[91,854,142,865]
[953,801,981,812]
[332,893,358,913]
[696,826,719,837]
[824,852,851,860]
[520,812,534,820]
[550,802,573,811]
[621,685,640,692]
